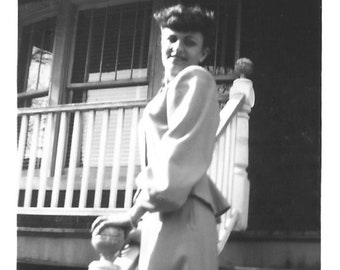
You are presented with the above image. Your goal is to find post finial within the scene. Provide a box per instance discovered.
[234,58,253,79]
[231,58,255,108]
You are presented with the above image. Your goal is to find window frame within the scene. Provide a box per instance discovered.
[17,13,58,107]
[65,0,155,104]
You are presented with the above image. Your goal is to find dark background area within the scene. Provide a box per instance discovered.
[241,0,321,231]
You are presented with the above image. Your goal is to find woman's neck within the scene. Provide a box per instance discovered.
[163,70,175,87]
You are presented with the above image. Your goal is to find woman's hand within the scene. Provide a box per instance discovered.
[91,212,133,236]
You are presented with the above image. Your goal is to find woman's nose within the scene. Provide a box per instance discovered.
[172,40,184,54]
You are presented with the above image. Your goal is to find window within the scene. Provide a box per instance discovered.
[17,17,56,108]
[69,1,152,103]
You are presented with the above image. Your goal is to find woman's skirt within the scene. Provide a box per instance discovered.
[138,196,219,270]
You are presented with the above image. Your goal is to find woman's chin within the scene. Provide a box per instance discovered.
[168,65,186,77]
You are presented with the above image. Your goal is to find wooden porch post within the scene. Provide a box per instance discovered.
[49,1,75,106]
[48,1,76,175]
[229,58,255,230]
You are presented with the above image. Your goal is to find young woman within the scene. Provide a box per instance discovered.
[92,5,229,270]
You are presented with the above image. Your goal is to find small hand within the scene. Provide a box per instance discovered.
[91,212,132,236]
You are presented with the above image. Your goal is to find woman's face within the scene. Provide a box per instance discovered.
[161,27,208,80]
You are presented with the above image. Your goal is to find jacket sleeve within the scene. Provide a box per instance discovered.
[135,66,220,212]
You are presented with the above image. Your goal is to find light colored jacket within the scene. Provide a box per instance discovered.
[135,65,229,217]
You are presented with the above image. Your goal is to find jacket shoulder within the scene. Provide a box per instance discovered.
[177,65,214,83]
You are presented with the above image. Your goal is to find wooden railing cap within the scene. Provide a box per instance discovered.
[230,78,255,108]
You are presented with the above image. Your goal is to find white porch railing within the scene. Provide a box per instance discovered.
[17,69,254,237]
[17,101,147,216]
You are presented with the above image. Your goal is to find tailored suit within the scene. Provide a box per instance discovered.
[134,65,229,270]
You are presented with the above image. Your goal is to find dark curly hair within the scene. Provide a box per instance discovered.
[153,4,215,50]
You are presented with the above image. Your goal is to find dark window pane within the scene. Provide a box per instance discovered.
[71,1,152,83]
[71,10,92,83]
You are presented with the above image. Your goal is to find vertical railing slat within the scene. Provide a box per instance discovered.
[79,110,95,208]
[227,117,237,205]
[208,142,219,185]
[222,126,232,200]
[24,114,41,207]
[216,131,226,191]
[94,109,110,208]
[124,107,139,208]
[17,115,28,204]
[64,111,81,208]
[109,108,124,208]
[51,112,67,207]
[37,113,54,207]
[17,115,28,183]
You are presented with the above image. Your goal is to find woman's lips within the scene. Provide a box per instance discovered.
[169,55,187,63]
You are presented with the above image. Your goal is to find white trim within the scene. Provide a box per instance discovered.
[17,207,127,216]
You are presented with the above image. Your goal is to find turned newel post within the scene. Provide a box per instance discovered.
[89,226,126,270]
[229,58,255,230]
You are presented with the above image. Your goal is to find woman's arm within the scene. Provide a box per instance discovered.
[134,66,219,213]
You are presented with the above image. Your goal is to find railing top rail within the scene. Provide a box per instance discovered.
[17,207,128,216]
[67,78,149,91]
[216,93,245,139]
[17,100,149,116]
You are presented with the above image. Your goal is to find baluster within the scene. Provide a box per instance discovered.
[208,143,219,185]
[216,130,227,191]
[94,109,110,208]
[222,127,232,200]
[51,112,67,207]
[227,117,237,206]
[17,115,28,205]
[79,110,96,208]
[17,115,28,184]
[109,108,124,208]
[37,113,54,207]
[24,114,41,207]
[124,107,139,208]
[65,111,81,208]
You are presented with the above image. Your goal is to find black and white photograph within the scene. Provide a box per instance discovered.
[2,0,336,269]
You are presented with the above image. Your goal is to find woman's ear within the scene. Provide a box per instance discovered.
[199,47,210,63]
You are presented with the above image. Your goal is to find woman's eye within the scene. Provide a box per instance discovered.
[168,36,177,43]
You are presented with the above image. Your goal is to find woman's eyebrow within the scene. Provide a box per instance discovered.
[184,35,199,41]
